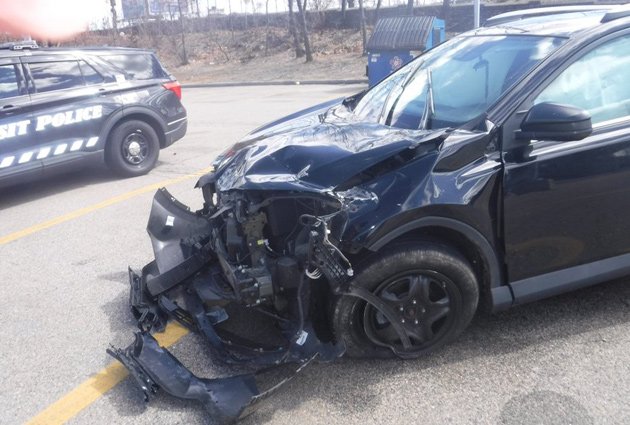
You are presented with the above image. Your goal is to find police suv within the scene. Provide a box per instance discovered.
[0,42,187,187]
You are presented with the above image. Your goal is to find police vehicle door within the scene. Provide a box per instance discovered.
[22,55,110,169]
[0,57,37,180]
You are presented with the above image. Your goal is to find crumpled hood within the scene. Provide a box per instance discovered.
[201,104,447,193]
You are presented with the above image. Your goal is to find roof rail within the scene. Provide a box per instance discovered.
[0,40,39,50]
[484,5,616,27]
[601,4,630,22]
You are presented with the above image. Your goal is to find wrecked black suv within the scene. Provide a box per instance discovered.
[110,7,630,423]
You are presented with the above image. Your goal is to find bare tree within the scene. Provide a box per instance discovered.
[442,0,451,21]
[374,0,383,24]
[288,0,305,58]
[242,0,250,28]
[265,0,270,56]
[177,0,189,64]
[407,0,413,15]
[295,0,313,62]
[358,0,367,55]
[341,0,346,20]
[109,0,118,40]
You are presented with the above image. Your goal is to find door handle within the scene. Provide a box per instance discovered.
[1,104,19,112]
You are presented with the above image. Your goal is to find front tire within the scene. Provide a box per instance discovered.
[332,242,479,359]
[105,120,160,177]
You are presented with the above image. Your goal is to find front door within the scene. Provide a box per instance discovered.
[502,33,630,284]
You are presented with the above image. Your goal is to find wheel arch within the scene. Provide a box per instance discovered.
[366,217,513,312]
[100,108,168,151]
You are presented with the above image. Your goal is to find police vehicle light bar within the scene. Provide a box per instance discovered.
[0,40,39,51]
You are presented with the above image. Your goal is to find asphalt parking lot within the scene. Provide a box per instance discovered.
[1,85,629,425]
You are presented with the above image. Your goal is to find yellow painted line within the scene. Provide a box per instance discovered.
[10,168,210,422]
[25,322,190,425]
[0,166,213,246]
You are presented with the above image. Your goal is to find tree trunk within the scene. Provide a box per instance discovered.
[374,0,382,24]
[109,0,118,40]
[265,0,270,56]
[442,0,451,22]
[228,0,235,40]
[288,0,305,58]
[407,0,413,15]
[295,0,313,62]
[341,0,346,20]
[177,0,189,65]
[243,0,249,28]
[359,0,367,55]
[347,0,354,8]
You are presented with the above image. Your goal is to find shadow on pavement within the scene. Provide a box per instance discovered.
[0,164,117,210]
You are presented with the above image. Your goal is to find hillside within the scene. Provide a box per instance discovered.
[73,27,368,83]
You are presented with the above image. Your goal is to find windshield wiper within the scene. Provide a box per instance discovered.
[419,68,435,130]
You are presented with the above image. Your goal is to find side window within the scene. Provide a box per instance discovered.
[30,61,85,93]
[101,54,167,80]
[0,64,20,99]
[79,61,103,85]
[535,35,630,125]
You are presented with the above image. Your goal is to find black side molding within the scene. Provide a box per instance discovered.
[510,252,630,305]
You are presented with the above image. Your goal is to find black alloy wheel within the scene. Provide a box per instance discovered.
[105,119,160,177]
[122,130,150,165]
[333,242,479,359]
[363,270,458,354]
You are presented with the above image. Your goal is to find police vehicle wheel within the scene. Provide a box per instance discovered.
[332,242,478,359]
[106,120,159,177]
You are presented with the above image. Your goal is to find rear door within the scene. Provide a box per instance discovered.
[0,57,39,182]
[22,55,113,170]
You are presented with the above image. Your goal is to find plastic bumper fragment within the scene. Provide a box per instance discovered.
[108,332,259,424]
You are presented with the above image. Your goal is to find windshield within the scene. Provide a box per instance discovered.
[354,34,565,129]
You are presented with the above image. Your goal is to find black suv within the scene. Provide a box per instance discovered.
[0,44,186,187]
[109,7,630,422]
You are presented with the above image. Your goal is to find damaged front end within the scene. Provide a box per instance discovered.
[108,182,372,423]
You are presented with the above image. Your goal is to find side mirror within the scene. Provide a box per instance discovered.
[515,102,592,142]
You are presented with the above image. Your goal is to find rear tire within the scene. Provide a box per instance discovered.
[105,120,160,177]
[332,242,479,359]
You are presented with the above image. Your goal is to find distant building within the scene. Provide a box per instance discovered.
[121,0,192,20]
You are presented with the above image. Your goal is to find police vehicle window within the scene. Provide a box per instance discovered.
[101,54,167,80]
[535,35,630,125]
[0,65,20,99]
[30,61,84,93]
[79,61,103,85]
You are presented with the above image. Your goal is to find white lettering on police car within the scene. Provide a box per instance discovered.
[0,120,31,141]
[35,105,103,132]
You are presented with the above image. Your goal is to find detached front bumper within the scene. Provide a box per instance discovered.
[108,188,344,423]
[108,333,259,423]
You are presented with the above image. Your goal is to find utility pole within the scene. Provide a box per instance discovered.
[473,0,480,28]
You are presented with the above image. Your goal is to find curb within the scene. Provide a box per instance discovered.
[182,79,368,88]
